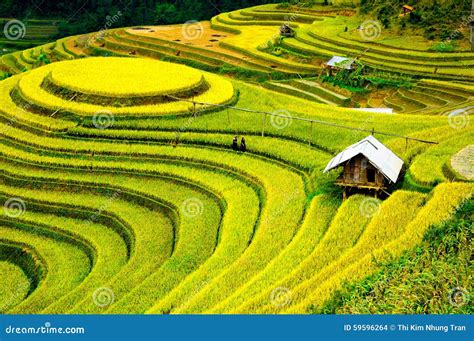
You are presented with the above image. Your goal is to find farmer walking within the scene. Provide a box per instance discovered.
[240,137,247,152]
[232,136,239,151]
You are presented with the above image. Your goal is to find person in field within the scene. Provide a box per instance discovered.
[232,136,239,151]
[240,137,246,152]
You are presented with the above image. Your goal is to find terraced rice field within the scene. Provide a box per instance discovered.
[0,3,472,315]
[5,4,472,115]
[2,6,472,99]
[0,18,61,63]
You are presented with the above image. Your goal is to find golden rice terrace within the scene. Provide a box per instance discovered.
[0,2,472,315]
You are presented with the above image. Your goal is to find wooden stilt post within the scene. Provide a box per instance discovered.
[190,95,197,117]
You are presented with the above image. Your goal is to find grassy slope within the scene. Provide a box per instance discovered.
[0,261,30,312]
[316,199,473,314]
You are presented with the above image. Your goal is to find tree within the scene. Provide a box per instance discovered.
[155,3,178,24]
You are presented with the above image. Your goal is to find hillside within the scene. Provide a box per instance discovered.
[0,2,472,315]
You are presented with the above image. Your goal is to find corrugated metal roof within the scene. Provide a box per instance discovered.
[325,56,355,69]
[323,135,404,183]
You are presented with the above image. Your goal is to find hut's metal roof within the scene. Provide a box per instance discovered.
[325,56,355,70]
[324,135,404,183]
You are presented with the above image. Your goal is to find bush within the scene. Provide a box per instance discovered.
[0,71,12,80]
[277,2,290,9]
[360,0,471,41]
[429,41,457,53]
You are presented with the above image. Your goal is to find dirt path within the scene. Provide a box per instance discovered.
[124,22,308,73]
[126,22,247,59]
[64,37,87,56]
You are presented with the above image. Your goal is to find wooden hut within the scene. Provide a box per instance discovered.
[324,135,404,198]
[400,5,415,16]
[280,24,295,37]
[323,56,356,76]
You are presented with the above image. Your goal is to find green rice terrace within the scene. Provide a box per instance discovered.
[0,1,472,315]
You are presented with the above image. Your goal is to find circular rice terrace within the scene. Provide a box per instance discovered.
[12,57,235,117]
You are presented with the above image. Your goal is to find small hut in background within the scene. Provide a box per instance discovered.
[324,135,404,198]
[323,56,356,76]
[280,24,295,37]
[400,5,415,17]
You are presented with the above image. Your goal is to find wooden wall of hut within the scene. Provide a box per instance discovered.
[342,155,385,187]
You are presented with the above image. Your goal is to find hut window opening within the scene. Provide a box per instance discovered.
[367,168,376,183]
